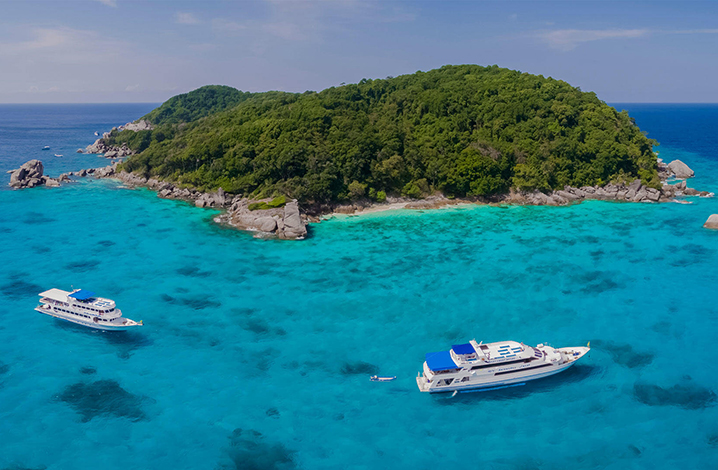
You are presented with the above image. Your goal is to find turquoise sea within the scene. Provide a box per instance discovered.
[1,103,717,469]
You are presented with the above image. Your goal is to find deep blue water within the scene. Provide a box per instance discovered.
[0,104,717,469]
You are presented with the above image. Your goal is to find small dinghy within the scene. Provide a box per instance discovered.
[370,375,396,382]
[42,146,50,150]
[94,131,100,136]
[54,154,63,158]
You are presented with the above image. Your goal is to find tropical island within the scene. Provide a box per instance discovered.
[9,64,712,237]
[109,65,662,200]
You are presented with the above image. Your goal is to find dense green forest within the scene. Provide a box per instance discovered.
[113,65,659,202]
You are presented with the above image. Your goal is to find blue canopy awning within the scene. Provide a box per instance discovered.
[425,351,458,372]
[69,289,95,301]
[452,343,476,355]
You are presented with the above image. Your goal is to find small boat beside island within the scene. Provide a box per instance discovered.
[36,288,142,330]
[417,339,589,393]
[42,146,50,150]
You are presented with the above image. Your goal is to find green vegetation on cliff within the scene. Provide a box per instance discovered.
[117,65,659,202]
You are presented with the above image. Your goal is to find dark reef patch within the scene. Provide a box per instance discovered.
[0,361,9,375]
[32,245,51,254]
[161,293,220,310]
[64,259,99,272]
[577,271,620,294]
[241,318,270,335]
[266,407,280,418]
[79,366,96,375]
[219,428,296,470]
[1,274,42,300]
[176,265,212,278]
[1,466,47,470]
[96,240,116,247]
[57,379,150,422]
[340,361,379,375]
[633,382,717,409]
[22,212,56,225]
[707,434,718,447]
[592,340,654,368]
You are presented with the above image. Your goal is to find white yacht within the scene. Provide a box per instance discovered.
[36,288,143,331]
[417,339,589,393]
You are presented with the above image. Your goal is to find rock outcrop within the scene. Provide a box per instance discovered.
[119,119,153,132]
[227,198,308,239]
[497,178,712,206]
[704,214,718,230]
[667,160,695,179]
[9,159,44,188]
[84,139,135,158]
[7,160,62,189]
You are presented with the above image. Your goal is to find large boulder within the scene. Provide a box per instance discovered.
[704,215,718,229]
[667,160,694,179]
[280,200,307,239]
[9,160,44,188]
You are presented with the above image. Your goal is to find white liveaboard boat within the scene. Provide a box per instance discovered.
[417,339,589,393]
[36,288,142,331]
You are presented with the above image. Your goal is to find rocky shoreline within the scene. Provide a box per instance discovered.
[6,151,715,239]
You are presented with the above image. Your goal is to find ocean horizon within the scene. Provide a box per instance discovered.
[1,103,718,469]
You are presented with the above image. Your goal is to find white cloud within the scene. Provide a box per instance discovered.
[539,29,648,51]
[0,27,125,63]
[93,0,117,7]
[125,84,140,92]
[176,12,200,25]
[538,27,718,51]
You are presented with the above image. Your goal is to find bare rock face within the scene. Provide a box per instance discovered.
[9,160,44,188]
[227,198,307,239]
[704,214,718,230]
[667,160,695,179]
[280,201,307,239]
[119,120,153,132]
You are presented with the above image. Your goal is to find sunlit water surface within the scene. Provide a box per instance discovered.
[0,104,717,469]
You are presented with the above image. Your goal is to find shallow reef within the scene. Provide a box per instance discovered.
[633,382,717,409]
[218,428,297,470]
[57,379,150,422]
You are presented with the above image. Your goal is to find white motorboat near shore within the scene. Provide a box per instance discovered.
[417,339,589,393]
[36,288,142,331]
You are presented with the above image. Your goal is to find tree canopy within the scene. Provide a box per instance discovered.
[115,65,659,202]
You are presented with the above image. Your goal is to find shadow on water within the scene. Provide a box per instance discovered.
[53,320,153,359]
[433,364,600,405]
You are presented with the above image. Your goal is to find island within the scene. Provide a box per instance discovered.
[13,65,714,238]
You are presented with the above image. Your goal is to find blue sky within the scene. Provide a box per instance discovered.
[1,0,717,103]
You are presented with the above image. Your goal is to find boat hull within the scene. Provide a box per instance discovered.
[418,361,577,393]
[35,307,140,331]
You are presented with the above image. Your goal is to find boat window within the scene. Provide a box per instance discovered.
[471,357,537,370]
[494,364,552,376]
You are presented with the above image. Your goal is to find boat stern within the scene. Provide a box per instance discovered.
[416,373,431,392]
